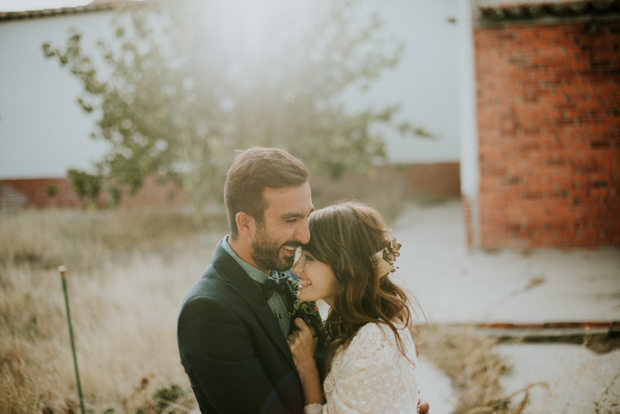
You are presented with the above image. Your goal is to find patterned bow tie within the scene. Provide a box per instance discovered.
[264,272,289,299]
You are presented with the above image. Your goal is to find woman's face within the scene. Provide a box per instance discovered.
[292,249,339,307]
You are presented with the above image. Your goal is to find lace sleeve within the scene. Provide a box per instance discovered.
[322,323,419,414]
[304,403,324,414]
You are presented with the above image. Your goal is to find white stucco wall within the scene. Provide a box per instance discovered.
[457,0,479,246]
[346,0,461,164]
[0,11,114,178]
[0,0,461,178]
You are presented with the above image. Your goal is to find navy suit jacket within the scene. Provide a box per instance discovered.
[177,240,304,414]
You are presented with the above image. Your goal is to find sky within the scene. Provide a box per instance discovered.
[0,0,92,12]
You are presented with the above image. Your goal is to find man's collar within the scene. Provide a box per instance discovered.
[222,235,275,284]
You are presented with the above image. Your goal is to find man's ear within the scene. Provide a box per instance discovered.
[235,211,256,238]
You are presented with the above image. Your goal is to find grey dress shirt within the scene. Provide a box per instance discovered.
[222,236,291,337]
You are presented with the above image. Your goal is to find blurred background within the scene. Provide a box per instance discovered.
[0,0,618,413]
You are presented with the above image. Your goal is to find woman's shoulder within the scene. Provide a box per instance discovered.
[336,321,414,370]
[351,321,416,357]
[356,321,389,336]
[356,320,409,339]
[348,321,401,351]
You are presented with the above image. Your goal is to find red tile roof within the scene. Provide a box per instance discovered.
[0,0,114,22]
[479,0,620,22]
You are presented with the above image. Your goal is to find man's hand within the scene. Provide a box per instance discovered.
[417,391,429,414]
[286,318,318,367]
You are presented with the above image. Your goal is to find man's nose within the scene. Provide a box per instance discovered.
[296,220,310,245]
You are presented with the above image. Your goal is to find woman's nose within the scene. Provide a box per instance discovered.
[292,256,304,274]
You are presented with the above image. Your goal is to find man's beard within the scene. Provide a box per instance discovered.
[251,224,299,272]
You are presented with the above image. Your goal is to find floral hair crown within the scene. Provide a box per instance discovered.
[371,236,401,278]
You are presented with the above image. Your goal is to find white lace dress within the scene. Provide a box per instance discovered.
[304,322,419,414]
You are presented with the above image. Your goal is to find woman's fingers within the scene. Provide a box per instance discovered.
[287,331,300,345]
[294,317,309,331]
[287,319,319,367]
[417,398,429,414]
[294,317,317,337]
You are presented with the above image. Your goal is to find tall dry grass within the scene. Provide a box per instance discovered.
[0,208,224,413]
[417,325,546,414]
[0,208,219,271]
[2,207,552,414]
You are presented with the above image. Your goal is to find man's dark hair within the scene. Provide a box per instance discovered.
[224,147,309,238]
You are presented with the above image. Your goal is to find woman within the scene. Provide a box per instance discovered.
[286,202,426,414]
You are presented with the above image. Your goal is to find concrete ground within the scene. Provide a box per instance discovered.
[391,199,620,414]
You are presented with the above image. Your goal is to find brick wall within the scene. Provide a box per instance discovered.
[0,176,186,210]
[475,20,620,248]
[0,163,460,211]
[311,163,461,201]
[463,195,474,248]
[0,178,82,209]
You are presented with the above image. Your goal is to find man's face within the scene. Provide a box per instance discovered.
[250,183,313,273]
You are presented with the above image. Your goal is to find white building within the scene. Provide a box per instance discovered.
[0,0,463,176]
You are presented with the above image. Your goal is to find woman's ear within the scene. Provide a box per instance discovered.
[235,211,256,238]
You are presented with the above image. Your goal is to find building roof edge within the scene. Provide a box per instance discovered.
[0,2,114,23]
[478,0,620,22]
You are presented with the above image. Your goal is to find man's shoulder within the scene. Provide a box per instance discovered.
[183,242,249,304]
[180,268,218,307]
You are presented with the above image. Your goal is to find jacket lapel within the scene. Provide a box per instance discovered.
[211,241,296,369]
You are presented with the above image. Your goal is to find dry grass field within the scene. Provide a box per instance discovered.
[0,206,549,414]
[0,208,225,414]
[416,325,543,414]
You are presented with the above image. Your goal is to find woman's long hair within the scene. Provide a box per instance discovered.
[304,201,420,371]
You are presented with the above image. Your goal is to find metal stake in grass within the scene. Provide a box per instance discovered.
[59,265,86,414]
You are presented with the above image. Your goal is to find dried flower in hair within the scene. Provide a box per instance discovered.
[382,236,401,272]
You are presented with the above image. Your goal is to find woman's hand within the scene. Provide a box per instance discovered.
[287,318,324,406]
[417,391,430,413]
[287,318,318,367]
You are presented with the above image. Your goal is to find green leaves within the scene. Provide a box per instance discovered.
[43,0,418,217]
[67,169,102,209]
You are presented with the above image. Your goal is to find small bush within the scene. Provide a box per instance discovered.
[127,377,192,414]
[417,325,541,414]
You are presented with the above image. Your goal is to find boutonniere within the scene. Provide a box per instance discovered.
[287,278,323,333]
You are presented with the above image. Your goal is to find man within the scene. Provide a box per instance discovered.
[177,147,430,413]
[178,147,312,413]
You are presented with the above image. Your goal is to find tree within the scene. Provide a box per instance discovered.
[67,169,103,209]
[43,0,425,215]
